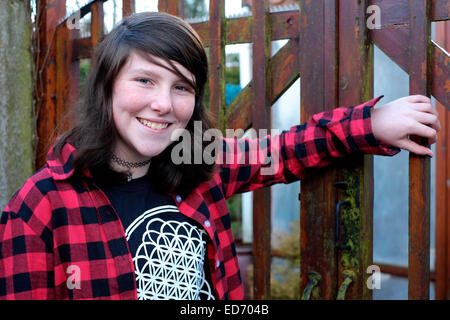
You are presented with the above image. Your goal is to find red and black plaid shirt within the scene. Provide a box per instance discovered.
[0,97,399,299]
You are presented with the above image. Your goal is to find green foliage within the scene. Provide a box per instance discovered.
[184,0,208,19]
[79,59,91,97]
[246,219,300,300]
[270,220,300,299]
[227,194,242,241]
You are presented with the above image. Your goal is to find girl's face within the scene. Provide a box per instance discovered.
[111,52,196,162]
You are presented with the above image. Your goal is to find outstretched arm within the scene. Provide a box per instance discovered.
[371,95,441,157]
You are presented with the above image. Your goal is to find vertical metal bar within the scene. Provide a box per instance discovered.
[408,0,431,300]
[208,0,225,126]
[299,0,339,300]
[35,0,66,169]
[122,0,135,17]
[338,0,374,300]
[251,0,271,300]
[435,20,450,301]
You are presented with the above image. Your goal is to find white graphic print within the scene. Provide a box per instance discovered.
[125,205,214,300]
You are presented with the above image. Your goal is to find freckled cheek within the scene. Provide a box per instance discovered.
[112,84,147,114]
[174,97,196,124]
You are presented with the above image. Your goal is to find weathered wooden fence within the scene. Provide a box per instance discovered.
[34,0,450,299]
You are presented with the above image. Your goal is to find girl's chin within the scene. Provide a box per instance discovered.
[136,146,169,159]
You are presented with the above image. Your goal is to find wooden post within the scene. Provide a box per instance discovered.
[299,0,339,300]
[91,1,104,47]
[338,0,374,300]
[435,20,450,301]
[251,0,272,300]
[408,0,431,300]
[158,0,183,17]
[55,23,75,135]
[35,0,66,169]
[123,0,135,17]
[208,0,225,128]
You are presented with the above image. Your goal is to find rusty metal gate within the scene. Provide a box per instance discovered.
[34,0,450,299]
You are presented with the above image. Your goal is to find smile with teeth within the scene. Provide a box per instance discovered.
[137,118,170,130]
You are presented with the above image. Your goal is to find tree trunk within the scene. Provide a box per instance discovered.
[0,0,34,210]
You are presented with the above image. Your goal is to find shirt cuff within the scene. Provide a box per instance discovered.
[349,95,401,156]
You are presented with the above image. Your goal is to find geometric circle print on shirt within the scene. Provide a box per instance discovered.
[125,205,215,300]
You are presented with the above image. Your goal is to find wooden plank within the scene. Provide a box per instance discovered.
[299,0,339,300]
[374,263,437,281]
[168,0,183,17]
[56,0,108,28]
[35,0,66,169]
[251,0,271,300]
[431,41,450,110]
[72,38,92,60]
[435,20,450,301]
[408,0,432,300]
[338,0,374,300]
[371,27,450,110]
[190,11,299,46]
[55,25,77,137]
[432,0,450,21]
[368,0,449,27]
[208,0,225,128]
[91,0,104,47]
[226,39,299,131]
[158,0,183,16]
[122,0,135,17]
[269,39,299,106]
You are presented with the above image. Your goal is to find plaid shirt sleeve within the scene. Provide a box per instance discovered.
[0,178,54,299]
[219,96,400,197]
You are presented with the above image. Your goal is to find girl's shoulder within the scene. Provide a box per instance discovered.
[3,165,56,215]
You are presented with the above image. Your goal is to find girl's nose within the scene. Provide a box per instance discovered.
[150,90,173,114]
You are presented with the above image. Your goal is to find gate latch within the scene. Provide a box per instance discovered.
[336,270,356,300]
[301,271,322,300]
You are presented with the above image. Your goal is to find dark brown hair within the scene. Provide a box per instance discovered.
[55,12,217,197]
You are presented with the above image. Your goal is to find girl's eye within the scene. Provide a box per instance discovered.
[175,85,189,92]
[175,85,194,93]
[137,78,152,85]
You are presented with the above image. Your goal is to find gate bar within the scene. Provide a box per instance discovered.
[158,0,183,17]
[91,1,104,47]
[122,0,135,17]
[299,0,339,300]
[208,0,225,123]
[251,0,272,300]
[408,0,431,300]
[337,0,375,299]
[435,20,450,300]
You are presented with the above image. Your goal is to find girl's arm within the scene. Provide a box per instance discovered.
[218,95,440,198]
[0,185,55,299]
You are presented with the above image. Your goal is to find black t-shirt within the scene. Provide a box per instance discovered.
[94,169,215,300]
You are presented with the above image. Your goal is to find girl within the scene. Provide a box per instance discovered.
[0,12,440,300]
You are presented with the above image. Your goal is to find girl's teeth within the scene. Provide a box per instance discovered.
[140,119,169,130]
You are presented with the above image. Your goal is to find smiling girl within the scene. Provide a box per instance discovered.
[0,12,440,300]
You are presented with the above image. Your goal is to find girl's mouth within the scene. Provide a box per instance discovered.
[137,117,171,131]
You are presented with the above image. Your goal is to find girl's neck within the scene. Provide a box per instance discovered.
[109,152,152,181]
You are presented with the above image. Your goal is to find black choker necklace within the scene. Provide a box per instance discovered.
[111,154,151,182]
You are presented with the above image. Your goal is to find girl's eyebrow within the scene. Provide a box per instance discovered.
[128,68,161,78]
[129,67,193,85]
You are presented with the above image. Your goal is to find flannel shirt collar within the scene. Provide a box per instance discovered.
[45,141,92,181]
